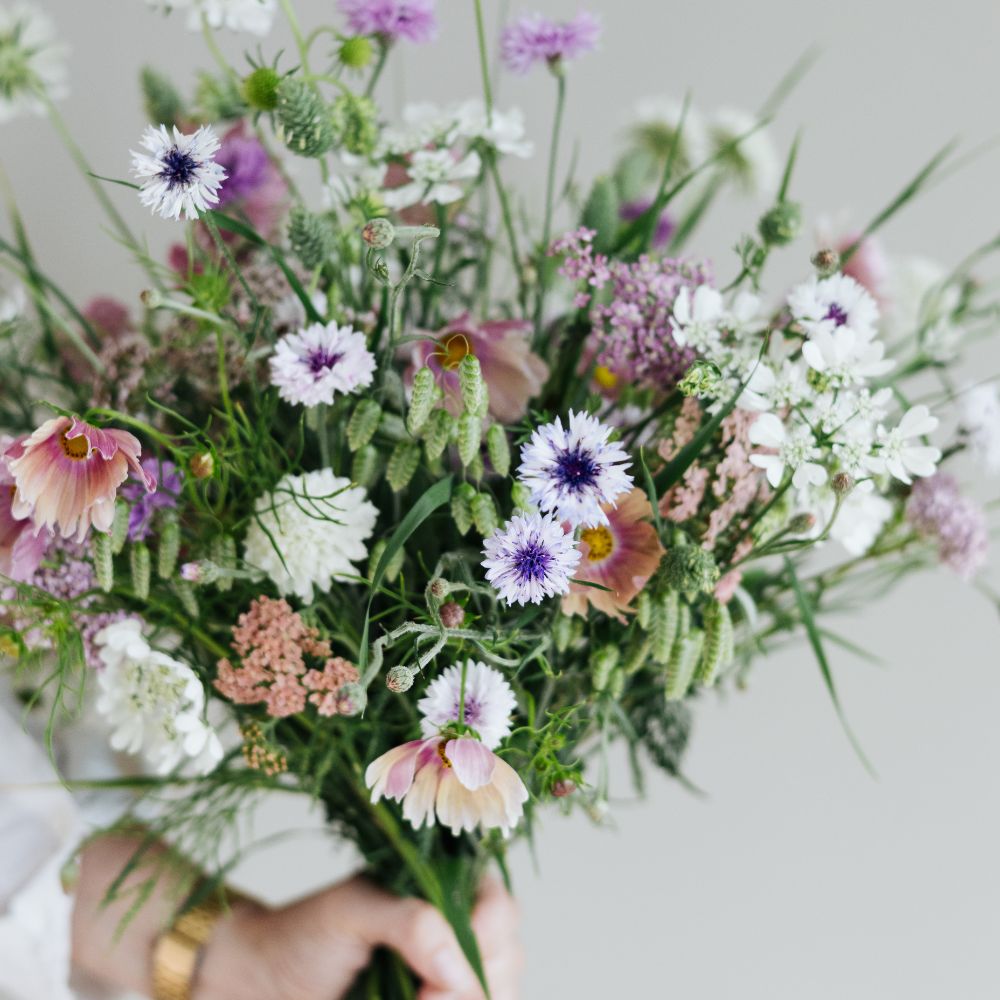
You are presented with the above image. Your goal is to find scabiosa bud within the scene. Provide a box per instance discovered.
[190,451,215,479]
[551,779,576,798]
[811,248,840,277]
[472,492,499,537]
[758,201,802,246]
[387,440,421,491]
[330,93,378,156]
[451,482,476,535]
[362,217,395,249]
[458,353,484,414]
[92,531,114,592]
[287,205,333,269]
[242,66,282,111]
[407,367,436,434]
[276,77,334,157]
[336,682,367,717]
[663,545,720,595]
[130,542,151,600]
[339,35,374,69]
[487,425,511,477]
[678,359,723,400]
[439,601,465,629]
[831,471,855,497]
[386,664,416,693]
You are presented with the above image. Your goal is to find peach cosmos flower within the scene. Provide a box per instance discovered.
[408,314,548,424]
[365,735,528,837]
[6,417,155,543]
[561,487,665,623]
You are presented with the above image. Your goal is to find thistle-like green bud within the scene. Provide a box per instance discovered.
[663,545,720,596]
[666,625,704,701]
[157,515,181,580]
[330,93,378,156]
[276,77,334,157]
[362,217,395,249]
[424,409,454,461]
[351,444,381,489]
[387,664,416,693]
[287,205,333,270]
[451,482,476,535]
[92,532,114,593]
[486,425,511,477]
[338,35,374,69]
[471,492,499,537]
[130,542,151,601]
[173,580,199,619]
[347,398,382,451]
[458,354,484,414]
[407,367,436,434]
[387,441,421,492]
[242,66,282,111]
[651,590,680,665]
[758,201,802,246]
[510,481,534,513]
[456,412,482,468]
[110,503,131,556]
[141,66,183,127]
[678,359,723,400]
[696,600,732,687]
[591,645,620,693]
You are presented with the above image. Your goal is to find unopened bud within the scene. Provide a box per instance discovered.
[758,201,802,246]
[180,561,203,583]
[140,288,163,309]
[831,471,855,497]
[336,682,367,716]
[190,452,215,479]
[338,35,373,69]
[428,577,450,600]
[362,217,395,249]
[811,248,840,277]
[788,512,816,534]
[386,665,416,693]
[439,601,465,629]
[242,66,282,111]
[551,779,576,798]
[678,359,723,400]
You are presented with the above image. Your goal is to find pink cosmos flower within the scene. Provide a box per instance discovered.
[0,438,47,581]
[366,735,528,836]
[561,488,664,623]
[408,314,548,424]
[6,417,155,543]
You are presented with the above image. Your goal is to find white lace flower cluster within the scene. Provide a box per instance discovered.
[95,618,223,775]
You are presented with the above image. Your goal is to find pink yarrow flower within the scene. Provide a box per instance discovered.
[501,11,600,74]
[338,0,437,43]
[6,417,155,543]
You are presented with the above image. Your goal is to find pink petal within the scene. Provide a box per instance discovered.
[446,737,497,791]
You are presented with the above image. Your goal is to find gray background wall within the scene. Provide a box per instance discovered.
[5,2,1000,997]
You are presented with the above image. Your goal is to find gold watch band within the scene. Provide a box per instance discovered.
[150,894,226,1000]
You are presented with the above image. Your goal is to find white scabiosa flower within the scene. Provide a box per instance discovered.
[95,618,222,775]
[382,149,482,210]
[518,410,633,528]
[748,412,827,489]
[788,273,879,341]
[868,405,941,484]
[418,660,517,749]
[957,384,1000,473]
[482,512,581,606]
[670,284,725,355]
[243,468,377,602]
[0,3,68,122]
[146,0,276,35]
[130,124,227,221]
[707,106,780,197]
[269,321,376,407]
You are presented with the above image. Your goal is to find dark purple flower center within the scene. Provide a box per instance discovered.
[451,696,482,727]
[306,348,343,375]
[158,147,199,189]
[824,302,849,327]
[554,446,599,493]
[513,539,553,584]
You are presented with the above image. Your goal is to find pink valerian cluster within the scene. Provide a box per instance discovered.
[500,11,600,74]
[339,0,437,43]
[214,596,360,717]
[550,227,610,309]
[703,409,767,549]
[906,474,988,580]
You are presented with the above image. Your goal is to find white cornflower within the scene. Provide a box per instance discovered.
[418,660,518,749]
[632,96,709,168]
[0,3,67,123]
[131,124,227,221]
[269,321,375,407]
[146,0,276,35]
[382,149,481,210]
[957,383,1000,473]
[454,100,534,158]
[670,285,726,355]
[748,412,827,489]
[518,410,633,528]
[482,512,581,606]
[801,326,894,386]
[707,106,779,197]
[95,618,223,775]
[788,273,879,341]
[243,469,377,602]
[868,405,941,484]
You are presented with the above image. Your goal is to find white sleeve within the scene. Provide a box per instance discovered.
[0,697,86,1000]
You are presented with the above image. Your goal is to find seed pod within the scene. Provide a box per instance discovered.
[387,441,421,492]
[486,425,511,477]
[130,542,151,601]
[173,581,199,619]
[92,532,114,593]
[651,590,680,665]
[287,205,333,270]
[591,645,620,693]
[456,412,482,468]
[471,492,499,537]
[276,77,334,157]
[407,367,436,435]
[347,399,382,451]
[457,353,483,414]
[424,408,454,461]
[666,626,704,702]
[636,590,653,630]
[451,482,476,535]
[696,600,732,687]
[622,637,651,676]
[157,515,181,580]
[110,503,131,555]
[351,444,380,489]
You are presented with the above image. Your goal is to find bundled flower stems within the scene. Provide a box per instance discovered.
[1,1,997,995]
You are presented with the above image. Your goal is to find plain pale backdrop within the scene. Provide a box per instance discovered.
[4,2,1000,997]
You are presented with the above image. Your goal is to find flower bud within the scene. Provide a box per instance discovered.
[386,665,416,693]
[811,248,840,277]
[831,471,855,497]
[242,66,282,111]
[362,217,395,249]
[788,512,817,534]
[551,779,576,798]
[339,35,374,69]
[428,577,450,600]
[180,561,203,583]
[336,682,367,717]
[140,288,163,310]
[758,201,802,246]
[190,452,215,479]
[288,206,333,270]
[440,602,465,629]
[678,359,723,400]
[276,77,334,157]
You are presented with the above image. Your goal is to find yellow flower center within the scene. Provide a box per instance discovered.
[593,365,618,390]
[60,432,91,461]
[580,525,615,562]
[0,634,19,659]
[436,332,474,371]
[436,741,452,768]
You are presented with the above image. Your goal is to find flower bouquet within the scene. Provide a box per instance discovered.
[1,0,997,995]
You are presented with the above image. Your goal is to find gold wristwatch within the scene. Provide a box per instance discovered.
[150,893,227,1000]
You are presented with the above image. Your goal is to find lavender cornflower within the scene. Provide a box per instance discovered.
[500,11,600,75]
[482,512,581,606]
[906,473,988,581]
[518,410,633,528]
[122,459,182,542]
[269,321,376,407]
[338,0,437,44]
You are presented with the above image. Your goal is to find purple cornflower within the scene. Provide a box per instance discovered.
[338,0,437,44]
[619,200,675,250]
[121,459,182,542]
[500,11,600,74]
[906,473,989,581]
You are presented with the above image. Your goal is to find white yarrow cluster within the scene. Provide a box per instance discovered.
[95,618,223,775]
[243,469,378,602]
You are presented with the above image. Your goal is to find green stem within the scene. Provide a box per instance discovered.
[472,0,494,115]
[485,154,527,313]
[200,15,239,84]
[534,69,566,338]
[202,213,258,309]
[365,41,390,98]
[316,402,331,467]
[278,0,312,76]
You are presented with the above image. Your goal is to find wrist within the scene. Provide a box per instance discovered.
[190,899,269,1000]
